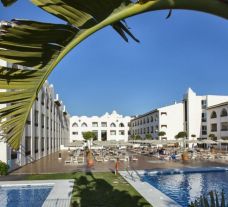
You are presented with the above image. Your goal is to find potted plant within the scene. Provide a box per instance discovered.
[82,131,96,166]
[0,161,9,176]
[175,131,189,161]
[145,133,152,140]
[158,131,166,140]
[209,134,216,153]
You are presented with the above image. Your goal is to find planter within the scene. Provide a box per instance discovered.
[182,151,189,161]
[87,158,94,167]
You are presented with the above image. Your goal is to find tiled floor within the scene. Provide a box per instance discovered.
[10,150,228,175]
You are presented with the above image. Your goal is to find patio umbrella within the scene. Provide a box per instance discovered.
[201,140,217,144]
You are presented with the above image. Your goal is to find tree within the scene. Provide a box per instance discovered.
[145,133,152,140]
[209,133,217,141]
[136,135,142,140]
[175,131,188,149]
[1,0,228,150]
[158,131,166,136]
[176,131,188,139]
[82,131,96,149]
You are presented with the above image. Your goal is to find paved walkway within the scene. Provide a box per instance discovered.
[4,150,227,177]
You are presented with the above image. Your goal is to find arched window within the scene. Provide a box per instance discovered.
[81,122,88,127]
[72,122,78,127]
[110,123,116,127]
[210,111,217,119]
[119,123,124,127]
[220,108,228,117]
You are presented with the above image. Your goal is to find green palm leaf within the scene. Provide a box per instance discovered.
[0,20,78,149]
[0,0,228,150]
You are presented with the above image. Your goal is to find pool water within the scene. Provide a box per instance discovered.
[0,185,53,207]
[143,171,228,207]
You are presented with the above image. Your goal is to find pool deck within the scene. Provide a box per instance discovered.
[6,150,228,177]
[0,179,74,207]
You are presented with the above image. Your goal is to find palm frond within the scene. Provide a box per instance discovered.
[31,0,139,42]
[0,20,78,149]
[1,0,17,7]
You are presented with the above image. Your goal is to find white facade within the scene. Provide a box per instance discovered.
[207,102,228,140]
[0,74,70,170]
[70,111,131,142]
[130,103,184,140]
[130,88,228,141]
[184,88,228,139]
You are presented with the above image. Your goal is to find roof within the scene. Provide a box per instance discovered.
[207,101,228,110]
[131,109,159,121]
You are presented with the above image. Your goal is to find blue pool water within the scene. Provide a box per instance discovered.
[0,185,53,207]
[143,170,228,207]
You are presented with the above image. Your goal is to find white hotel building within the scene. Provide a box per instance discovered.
[70,111,131,142]
[0,60,70,170]
[207,102,228,140]
[130,88,228,141]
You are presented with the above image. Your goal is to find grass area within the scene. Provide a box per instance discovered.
[27,172,152,207]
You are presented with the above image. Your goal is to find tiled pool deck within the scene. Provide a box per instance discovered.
[7,150,228,176]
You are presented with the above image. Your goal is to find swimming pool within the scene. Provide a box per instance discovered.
[0,184,53,207]
[143,168,228,207]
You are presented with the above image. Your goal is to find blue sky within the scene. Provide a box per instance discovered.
[1,1,228,116]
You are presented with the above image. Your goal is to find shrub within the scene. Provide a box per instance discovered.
[189,190,226,207]
[0,161,9,176]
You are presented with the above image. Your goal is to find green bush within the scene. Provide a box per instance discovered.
[0,161,9,176]
[189,190,226,207]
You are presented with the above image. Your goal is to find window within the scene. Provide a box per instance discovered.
[41,114,44,128]
[151,126,154,133]
[151,116,153,122]
[202,126,207,135]
[101,122,107,127]
[35,137,39,153]
[72,131,78,135]
[110,123,116,127]
[41,138,44,152]
[72,122,78,127]
[202,113,207,122]
[81,122,87,127]
[119,123,124,127]
[161,125,167,128]
[46,117,49,129]
[221,108,228,117]
[201,100,207,109]
[41,92,45,105]
[161,112,167,116]
[92,122,98,127]
[211,111,217,119]
[147,127,149,133]
[26,113,31,125]
[119,130,125,135]
[211,124,217,132]
[25,136,31,156]
[110,130,116,135]
[147,117,149,123]
[35,110,39,126]
[221,122,228,131]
